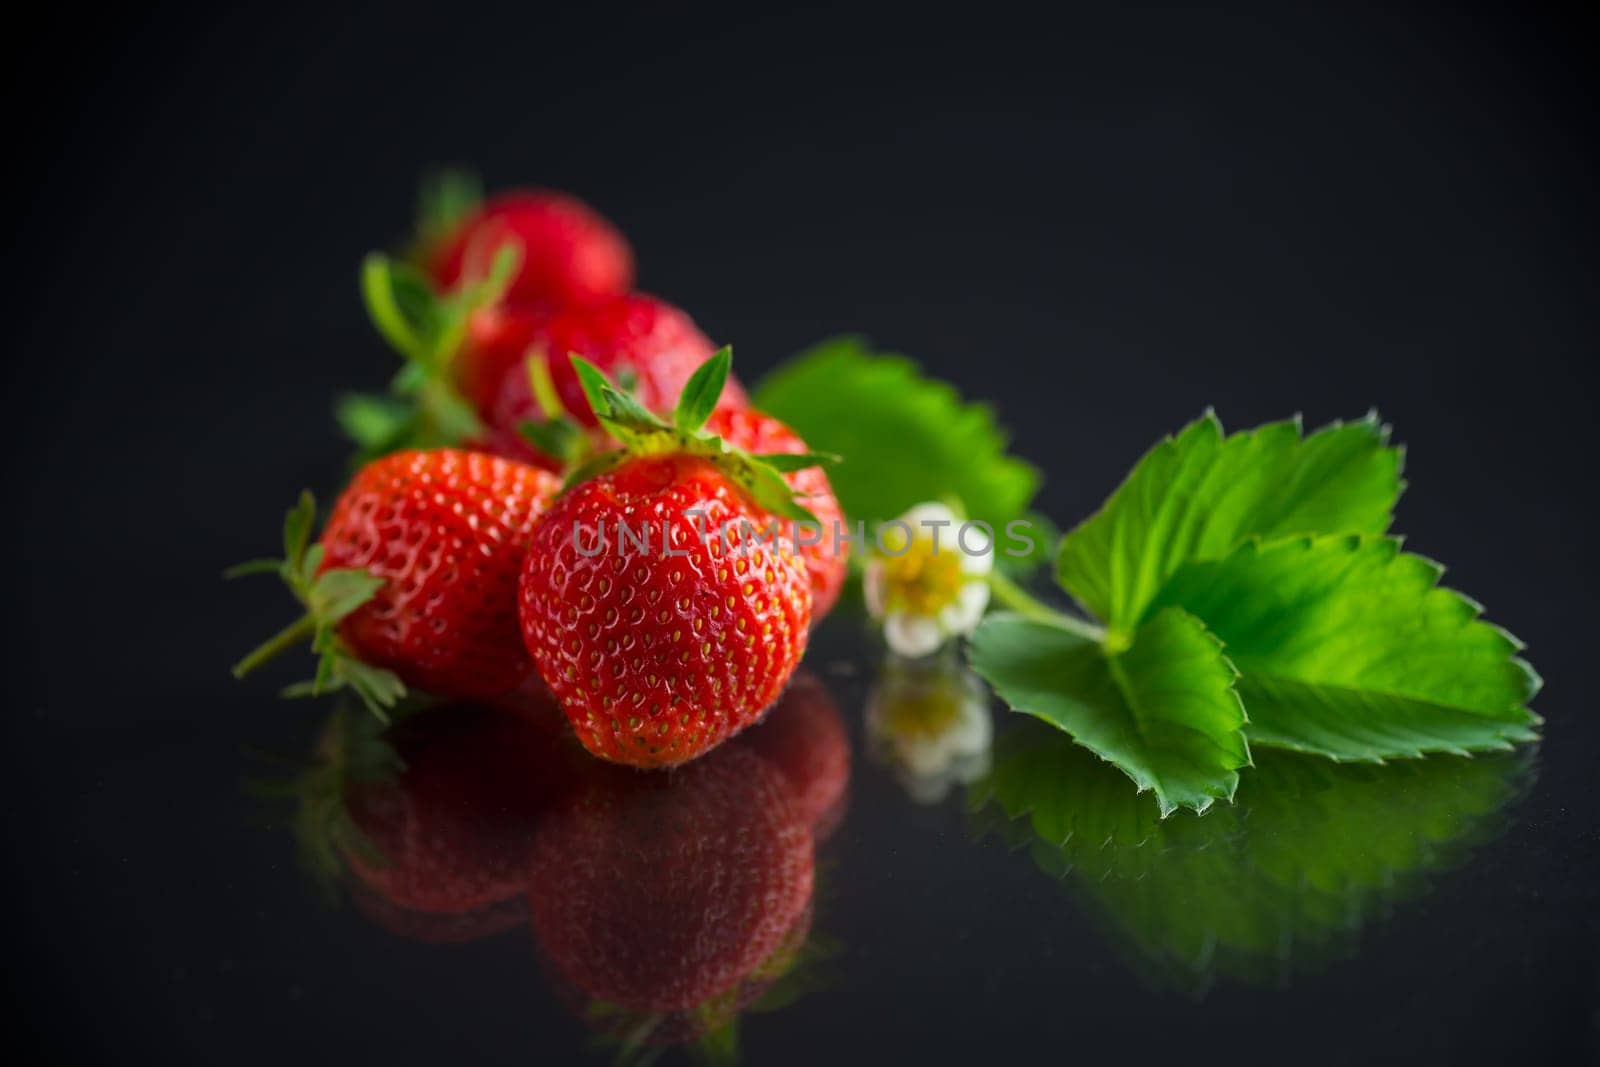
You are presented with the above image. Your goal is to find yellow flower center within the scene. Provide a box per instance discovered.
[879,528,966,617]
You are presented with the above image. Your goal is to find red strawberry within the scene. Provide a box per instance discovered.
[519,452,811,766]
[527,745,814,1014]
[515,351,828,766]
[738,672,852,840]
[462,294,746,468]
[426,189,633,309]
[706,406,848,621]
[230,449,560,713]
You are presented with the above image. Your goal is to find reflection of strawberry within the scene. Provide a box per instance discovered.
[348,881,529,945]
[337,704,575,915]
[739,673,851,840]
[527,746,814,1014]
[426,189,634,309]
[707,407,848,621]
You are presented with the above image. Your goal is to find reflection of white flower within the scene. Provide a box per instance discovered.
[866,655,993,804]
[864,502,992,658]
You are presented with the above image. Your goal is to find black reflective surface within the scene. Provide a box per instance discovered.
[11,6,1597,1065]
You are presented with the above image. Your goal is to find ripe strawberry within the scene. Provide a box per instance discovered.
[738,672,851,839]
[426,188,634,309]
[527,745,814,1014]
[462,293,747,469]
[706,406,848,620]
[517,351,824,766]
[519,452,812,766]
[230,449,560,713]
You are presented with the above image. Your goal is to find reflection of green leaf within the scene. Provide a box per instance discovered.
[968,609,1247,815]
[752,337,1040,530]
[1056,412,1402,635]
[971,718,1531,995]
[1151,535,1542,760]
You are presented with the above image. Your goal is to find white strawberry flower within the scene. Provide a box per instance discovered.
[864,502,993,658]
[866,655,993,804]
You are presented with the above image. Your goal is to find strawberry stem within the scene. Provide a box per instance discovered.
[986,572,1106,642]
[232,613,318,678]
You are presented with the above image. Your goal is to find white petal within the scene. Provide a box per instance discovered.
[901,501,958,532]
[938,580,991,636]
[959,530,995,576]
[884,612,946,658]
[863,559,887,619]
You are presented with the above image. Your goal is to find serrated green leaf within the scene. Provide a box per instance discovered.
[968,608,1249,816]
[674,345,732,434]
[752,337,1039,530]
[1149,534,1541,761]
[971,715,1530,993]
[1057,412,1402,633]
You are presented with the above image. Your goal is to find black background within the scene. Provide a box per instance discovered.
[8,4,1596,1064]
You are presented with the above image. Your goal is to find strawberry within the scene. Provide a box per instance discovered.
[527,744,814,1014]
[738,672,852,840]
[461,293,747,470]
[424,186,634,310]
[706,405,848,620]
[229,449,560,713]
[517,351,827,766]
[347,254,742,471]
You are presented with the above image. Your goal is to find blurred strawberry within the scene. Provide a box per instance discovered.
[466,293,747,468]
[423,184,634,310]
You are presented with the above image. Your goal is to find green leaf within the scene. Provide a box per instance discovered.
[308,568,386,623]
[517,416,585,466]
[569,356,614,422]
[751,451,841,473]
[970,716,1531,993]
[674,345,732,434]
[1149,534,1541,761]
[968,608,1249,815]
[1056,412,1403,634]
[222,558,282,580]
[752,337,1040,530]
[360,254,436,365]
[332,395,412,457]
[282,490,316,574]
[415,168,482,247]
[598,382,672,438]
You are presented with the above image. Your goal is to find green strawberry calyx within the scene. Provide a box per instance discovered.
[562,347,839,524]
[226,490,406,719]
[335,231,520,462]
